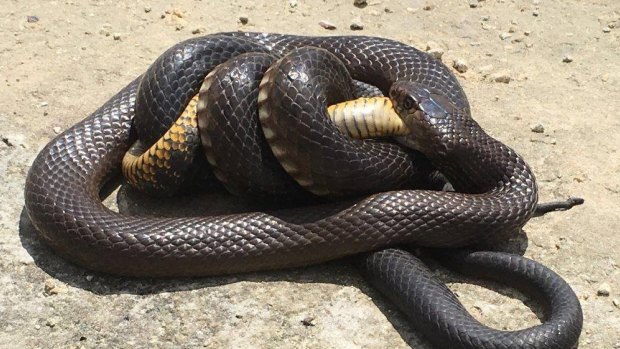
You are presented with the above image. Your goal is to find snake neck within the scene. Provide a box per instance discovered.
[432,121,537,204]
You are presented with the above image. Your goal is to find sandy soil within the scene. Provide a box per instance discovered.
[1,0,619,348]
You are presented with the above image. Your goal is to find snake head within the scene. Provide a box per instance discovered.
[389,81,465,156]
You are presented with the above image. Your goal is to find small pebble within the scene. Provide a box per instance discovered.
[191,27,204,34]
[46,317,59,328]
[169,8,185,18]
[491,71,512,84]
[423,4,434,11]
[453,59,469,73]
[469,0,478,8]
[524,30,531,36]
[499,32,512,40]
[613,299,619,307]
[27,15,39,23]
[144,6,152,13]
[369,10,380,16]
[350,17,364,30]
[319,20,336,30]
[532,10,539,17]
[481,15,490,21]
[425,41,444,60]
[406,7,417,13]
[384,7,393,13]
[238,15,249,25]
[53,127,61,134]
[562,54,573,63]
[353,0,367,8]
[530,123,545,133]
[289,0,298,8]
[44,279,68,295]
[113,33,121,40]
[40,101,48,107]
[597,282,611,297]
[85,275,94,281]
[301,316,315,326]
[602,26,611,33]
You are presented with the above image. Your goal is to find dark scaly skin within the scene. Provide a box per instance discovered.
[23,33,582,349]
[360,249,583,349]
[197,52,309,200]
[258,47,434,196]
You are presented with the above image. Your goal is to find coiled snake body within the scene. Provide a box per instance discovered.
[24,33,582,349]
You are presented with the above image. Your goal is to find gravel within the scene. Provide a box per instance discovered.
[350,17,364,30]
[319,20,337,30]
[530,124,545,133]
[425,41,444,60]
[453,59,469,73]
[598,283,611,297]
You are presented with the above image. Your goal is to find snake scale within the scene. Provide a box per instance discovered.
[24,32,582,348]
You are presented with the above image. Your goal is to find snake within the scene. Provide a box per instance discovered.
[23,32,583,349]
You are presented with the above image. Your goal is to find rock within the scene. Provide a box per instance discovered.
[350,17,364,30]
[238,15,249,25]
[319,20,336,30]
[353,0,367,8]
[191,27,204,35]
[490,70,512,83]
[423,4,434,11]
[425,41,444,60]
[533,10,539,17]
[563,54,573,63]
[613,299,619,307]
[499,32,512,40]
[53,127,61,134]
[597,282,611,297]
[44,279,68,296]
[524,30,531,36]
[169,8,185,18]
[46,317,60,328]
[530,123,545,133]
[144,6,152,13]
[301,316,315,326]
[289,0,298,9]
[112,33,121,40]
[603,26,611,33]
[27,15,39,23]
[469,0,478,8]
[406,7,417,13]
[453,59,469,73]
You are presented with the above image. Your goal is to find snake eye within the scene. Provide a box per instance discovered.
[402,95,417,110]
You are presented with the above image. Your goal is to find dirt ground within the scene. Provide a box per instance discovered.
[1,0,619,348]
